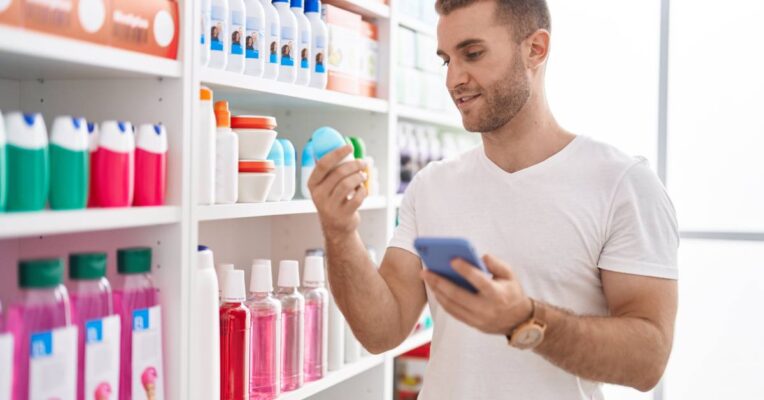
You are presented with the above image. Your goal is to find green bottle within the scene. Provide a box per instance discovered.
[0,111,6,212]
[5,112,49,212]
[49,116,89,210]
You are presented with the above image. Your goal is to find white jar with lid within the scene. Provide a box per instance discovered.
[238,160,276,203]
[231,115,278,160]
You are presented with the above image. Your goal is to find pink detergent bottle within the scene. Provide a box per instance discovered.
[86,121,100,207]
[246,259,281,399]
[93,121,135,207]
[113,247,163,400]
[302,256,328,382]
[134,124,168,206]
[276,260,305,392]
[7,258,75,400]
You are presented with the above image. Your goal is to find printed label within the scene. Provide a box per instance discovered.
[230,10,244,55]
[327,25,358,74]
[268,23,279,64]
[0,333,12,400]
[210,5,227,52]
[280,28,295,67]
[245,16,263,59]
[29,326,78,400]
[201,11,209,45]
[132,306,164,400]
[315,35,326,73]
[300,30,310,69]
[85,315,121,400]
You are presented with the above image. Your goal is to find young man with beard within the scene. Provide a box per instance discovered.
[308,1,679,398]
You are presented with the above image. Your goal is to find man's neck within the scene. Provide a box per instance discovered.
[480,95,574,174]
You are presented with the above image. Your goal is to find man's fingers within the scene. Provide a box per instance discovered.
[483,254,515,280]
[421,270,486,311]
[451,258,495,294]
[307,145,354,189]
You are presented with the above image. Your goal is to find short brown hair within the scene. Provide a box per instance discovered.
[435,0,551,42]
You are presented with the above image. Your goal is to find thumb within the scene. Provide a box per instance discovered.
[483,254,515,280]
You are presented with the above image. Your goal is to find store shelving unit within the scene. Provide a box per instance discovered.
[0,1,451,399]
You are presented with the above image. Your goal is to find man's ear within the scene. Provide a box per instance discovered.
[525,29,551,70]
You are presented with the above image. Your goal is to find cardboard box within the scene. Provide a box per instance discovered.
[0,0,22,27]
[19,0,111,45]
[110,0,178,59]
[358,20,378,98]
[324,4,361,96]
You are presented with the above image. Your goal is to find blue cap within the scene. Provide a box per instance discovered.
[301,140,315,167]
[311,126,347,161]
[272,0,288,3]
[278,138,296,166]
[267,140,284,166]
[304,0,320,13]
[290,0,303,8]
[198,245,209,251]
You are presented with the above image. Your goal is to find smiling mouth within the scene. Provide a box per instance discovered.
[456,94,481,109]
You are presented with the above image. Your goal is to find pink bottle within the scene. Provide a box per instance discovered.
[134,124,168,206]
[7,258,72,400]
[246,260,281,399]
[276,260,304,392]
[113,247,160,400]
[220,269,251,400]
[86,121,99,207]
[302,256,328,382]
[93,121,135,207]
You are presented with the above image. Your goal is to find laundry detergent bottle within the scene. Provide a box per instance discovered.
[50,116,89,210]
[86,122,100,207]
[93,121,135,207]
[0,111,6,212]
[4,112,49,212]
[134,124,168,206]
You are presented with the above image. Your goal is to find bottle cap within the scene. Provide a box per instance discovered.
[136,124,168,153]
[303,256,325,287]
[50,116,88,151]
[216,263,234,294]
[117,247,152,275]
[301,140,315,167]
[69,252,108,280]
[278,138,295,166]
[231,115,277,130]
[19,258,64,288]
[267,139,284,166]
[304,0,320,13]
[222,270,246,302]
[250,259,274,293]
[214,101,231,128]
[290,0,303,8]
[239,160,275,173]
[346,136,366,159]
[200,86,213,101]
[197,246,214,270]
[278,260,300,288]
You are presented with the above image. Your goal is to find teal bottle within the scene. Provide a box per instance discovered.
[49,116,89,210]
[5,112,49,212]
[0,111,6,212]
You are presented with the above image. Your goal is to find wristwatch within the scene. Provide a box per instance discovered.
[507,298,547,350]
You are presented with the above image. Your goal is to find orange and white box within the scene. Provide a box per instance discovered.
[0,0,22,27]
[324,4,361,96]
[358,20,378,98]
[18,0,111,44]
[110,0,178,59]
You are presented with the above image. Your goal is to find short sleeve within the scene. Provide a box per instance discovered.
[388,175,420,256]
[598,159,680,279]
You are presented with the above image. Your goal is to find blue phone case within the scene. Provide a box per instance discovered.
[414,237,489,293]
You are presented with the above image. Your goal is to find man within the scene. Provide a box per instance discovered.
[308,0,679,398]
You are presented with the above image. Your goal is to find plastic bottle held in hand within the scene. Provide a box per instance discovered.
[299,139,314,199]
[276,260,305,392]
[260,0,281,79]
[191,246,221,400]
[273,0,298,83]
[220,269,251,400]
[246,259,281,399]
[227,0,247,73]
[302,256,328,382]
[210,0,230,69]
[199,87,217,205]
[304,0,327,89]
[93,121,135,207]
[243,0,266,77]
[291,0,311,85]
[266,139,284,202]
[134,124,168,206]
[214,101,239,204]
[4,112,49,212]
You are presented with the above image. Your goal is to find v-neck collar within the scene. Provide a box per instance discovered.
[477,135,586,182]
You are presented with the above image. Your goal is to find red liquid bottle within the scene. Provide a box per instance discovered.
[220,269,251,400]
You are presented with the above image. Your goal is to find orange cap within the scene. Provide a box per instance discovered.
[231,115,277,130]
[362,21,378,40]
[214,101,231,128]
[200,86,213,101]
[239,160,275,173]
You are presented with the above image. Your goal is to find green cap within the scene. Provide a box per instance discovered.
[117,247,152,275]
[19,258,64,288]
[69,252,107,280]
[347,136,366,159]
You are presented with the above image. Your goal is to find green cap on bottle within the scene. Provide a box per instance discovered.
[69,252,107,280]
[346,136,366,160]
[117,247,152,275]
[19,258,64,288]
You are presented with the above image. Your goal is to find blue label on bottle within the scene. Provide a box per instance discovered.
[315,49,325,73]
[301,58,309,69]
[247,49,260,59]
[232,42,243,55]
[85,319,103,344]
[246,17,263,60]
[210,6,226,52]
[30,332,52,358]
[133,308,150,332]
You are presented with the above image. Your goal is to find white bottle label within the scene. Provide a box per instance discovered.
[314,35,326,74]
[246,17,264,60]
[131,306,165,400]
[300,29,310,70]
[0,333,13,400]
[280,28,295,67]
[210,5,227,53]
[230,10,244,56]
[85,315,121,400]
[29,326,78,400]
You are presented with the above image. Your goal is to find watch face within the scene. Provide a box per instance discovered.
[516,328,542,347]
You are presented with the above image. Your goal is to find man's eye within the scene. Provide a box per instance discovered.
[466,51,483,60]
[441,59,450,66]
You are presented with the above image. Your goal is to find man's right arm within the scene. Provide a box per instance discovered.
[309,146,427,353]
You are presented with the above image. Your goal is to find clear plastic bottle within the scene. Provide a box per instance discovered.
[273,0,298,83]
[260,0,281,79]
[243,0,266,77]
[302,256,328,382]
[191,246,221,400]
[276,260,304,392]
[246,259,281,399]
[227,0,247,73]
[291,0,311,86]
[209,0,230,69]
[220,269,251,400]
[304,0,328,89]
[214,101,239,204]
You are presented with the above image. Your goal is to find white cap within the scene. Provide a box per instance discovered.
[223,270,246,302]
[197,246,214,270]
[303,256,325,288]
[250,259,273,293]
[278,260,300,288]
[216,264,234,294]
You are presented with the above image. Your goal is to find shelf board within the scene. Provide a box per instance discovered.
[278,354,385,400]
[387,329,433,359]
[398,16,436,37]
[396,104,464,130]
[0,26,181,80]
[201,68,389,113]
[197,196,388,221]
[0,206,182,239]
[325,0,390,19]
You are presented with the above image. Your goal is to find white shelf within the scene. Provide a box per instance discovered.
[0,25,181,80]
[278,355,385,400]
[397,104,463,130]
[387,329,433,359]
[326,0,390,19]
[0,206,182,239]
[398,16,436,37]
[201,68,389,113]
[197,196,388,221]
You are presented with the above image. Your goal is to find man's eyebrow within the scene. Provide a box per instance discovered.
[437,38,486,58]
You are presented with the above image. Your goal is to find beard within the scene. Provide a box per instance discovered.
[457,55,531,133]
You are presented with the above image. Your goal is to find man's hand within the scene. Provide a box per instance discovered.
[307,145,368,237]
[421,254,533,335]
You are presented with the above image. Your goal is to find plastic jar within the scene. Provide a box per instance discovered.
[231,115,278,160]
[238,160,276,203]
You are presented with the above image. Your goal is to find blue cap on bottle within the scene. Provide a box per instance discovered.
[267,140,285,166]
[301,140,315,167]
[290,0,303,8]
[304,0,320,13]
[278,138,296,166]
[311,126,347,161]
[272,0,289,3]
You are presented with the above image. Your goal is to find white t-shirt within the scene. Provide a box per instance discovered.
[388,135,679,400]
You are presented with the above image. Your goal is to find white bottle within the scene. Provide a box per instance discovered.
[260,0,281,79]
[216,263,235,303]
[201,0,212,66]
[304,0,327,89]
[190,246,221,400]
[209,0,229,69]
[278,138,295,201]
[214,101,239,204]
[299,139,314,199]
[227,0,247,73]
[290,0,311,86]
[243,0,266,77]
[198,87,216,205]
[266,139,284,202]
[273,0,298,84]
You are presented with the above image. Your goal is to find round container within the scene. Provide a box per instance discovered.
[238,160,276,203]
[231,115,278,160]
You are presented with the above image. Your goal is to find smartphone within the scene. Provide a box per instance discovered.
[414,237,490,293]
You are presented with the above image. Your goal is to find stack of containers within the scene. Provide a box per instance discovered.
[231,115,278,203]
[322,5,379,98]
